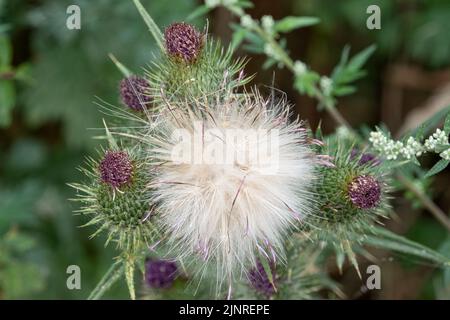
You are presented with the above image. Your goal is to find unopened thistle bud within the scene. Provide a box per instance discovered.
[145,259,178,289]
[310,146,388,228]
[164,22,203,63]
[71,149,156,252]
[119,76,151,111]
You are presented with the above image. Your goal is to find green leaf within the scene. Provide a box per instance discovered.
[0,35,12,67]
[230,27,248,52]
[408,106,450,140]
[294,71,320,97]
[0,80,15,127]
[331,45,376,91]
[257,252,276,291]
[424,159,450,178]
[358,226,450,267]
[125,258,136,300]
[347,44,376,72]
[444,112,450,132]
[274,16,320,33]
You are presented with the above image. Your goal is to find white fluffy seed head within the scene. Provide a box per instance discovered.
[148,91,317,282]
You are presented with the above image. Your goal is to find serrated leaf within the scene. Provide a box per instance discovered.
[424,159,450,178]
[274,16,319,33]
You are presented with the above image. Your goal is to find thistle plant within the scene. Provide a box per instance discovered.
[70,0,450,300]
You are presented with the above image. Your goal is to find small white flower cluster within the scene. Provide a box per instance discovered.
[424,128,448,151]
[320,76,333,96]
[369,128,450,161]
[263,43,283,63]
[240,14,255,29]
[294,60,307,76]
[261,15,275,32]
[440,148,450,160]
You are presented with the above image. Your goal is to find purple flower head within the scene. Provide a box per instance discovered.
[99,151,133,188]
[145,259,178,289]
[350,149,380,166]
[348,175,381,209]
[164,22,203,63]
[248,260,276,297]
[119,76,151,111]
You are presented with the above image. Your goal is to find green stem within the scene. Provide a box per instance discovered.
[88,261,124,300]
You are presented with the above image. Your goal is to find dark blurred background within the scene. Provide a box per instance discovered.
[0,0,449,299]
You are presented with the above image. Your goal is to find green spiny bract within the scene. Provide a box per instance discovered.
[307,141,390,234]
[70,147,157,254]
[145,32,250,105]
[302,135,391,274]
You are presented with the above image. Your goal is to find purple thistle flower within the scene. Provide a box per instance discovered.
[119,76,151,110]
[164,22,203,63]
[350,149,381,166]
[348,175,381,209]
[99,151,133,188]
[248,260,277,298]
[145,259,178,289]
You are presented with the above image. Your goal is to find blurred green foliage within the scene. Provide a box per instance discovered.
[0,0,197,299]
[294,0,450,68]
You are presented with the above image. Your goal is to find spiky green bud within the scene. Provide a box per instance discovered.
[309,147,388,229]
[71,149,157,253]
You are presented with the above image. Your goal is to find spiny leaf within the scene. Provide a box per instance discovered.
[125,258,136,300]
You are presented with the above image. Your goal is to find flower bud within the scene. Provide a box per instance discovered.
[120,76,151,111]
[145,259,178,289]
[164,22,203,63]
